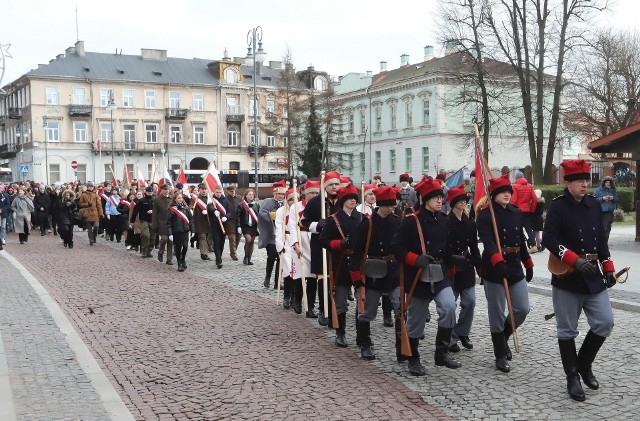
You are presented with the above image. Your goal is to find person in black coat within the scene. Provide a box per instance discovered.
[33,186,51,235]
[55,189,79,248]
[166,192,194,272]
[235,189,260,265]
[207,185,232,269]
[531,189,545,251]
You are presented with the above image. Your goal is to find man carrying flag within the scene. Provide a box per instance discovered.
[192,183,213,260]
[206,185,231,269]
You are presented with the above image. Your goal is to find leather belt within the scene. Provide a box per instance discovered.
[343,249,354,255]
[502,246,520,254]
[580,253,598,261]
[368,255,395,261]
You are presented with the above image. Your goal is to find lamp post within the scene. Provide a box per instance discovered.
[42,117,49,185]
[106,95,117,182]
[246,26,266,198]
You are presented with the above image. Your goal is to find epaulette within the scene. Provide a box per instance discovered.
[552,195,565,201]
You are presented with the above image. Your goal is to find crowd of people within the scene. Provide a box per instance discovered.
[0,160,621,402]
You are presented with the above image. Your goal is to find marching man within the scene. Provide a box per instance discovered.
[275,187,298,309]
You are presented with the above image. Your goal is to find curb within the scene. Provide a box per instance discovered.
[528,283,640,313]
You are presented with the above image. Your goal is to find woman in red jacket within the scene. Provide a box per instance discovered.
[510,171,538,252]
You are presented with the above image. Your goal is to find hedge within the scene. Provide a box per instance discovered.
[535,185,637,212]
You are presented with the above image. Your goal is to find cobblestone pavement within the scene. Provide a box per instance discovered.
[4,230,640,420]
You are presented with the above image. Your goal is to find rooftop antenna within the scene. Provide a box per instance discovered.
[75,4,79,42]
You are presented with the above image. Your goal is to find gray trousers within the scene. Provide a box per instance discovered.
[158,234,173,262]
[451,286,476,344]
[552,287,614,340]
[358,287,400,323]
[334,284,350,315]
[406,287,456,339]
[198,232,212,256]
[483,279,530,333]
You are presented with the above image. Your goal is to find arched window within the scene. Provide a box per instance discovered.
[227,125,239,146]
[314,76,327,91]
[224,67,239,84]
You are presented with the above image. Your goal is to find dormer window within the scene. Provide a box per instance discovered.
[314,76,327,91]
[224,67,239,84]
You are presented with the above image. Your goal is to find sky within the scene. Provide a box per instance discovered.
[1,0,638,87]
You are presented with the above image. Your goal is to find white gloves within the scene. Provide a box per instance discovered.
[168,235,173,242]
[202,209,207,215]
[221,217,227,223]
[237,227,242,234]
[106,215,110,220]
[214,210,220,217]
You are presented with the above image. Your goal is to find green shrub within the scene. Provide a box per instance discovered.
[535,185,636,212]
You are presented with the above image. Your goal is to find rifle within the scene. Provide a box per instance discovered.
[399,264,412,357]
[357,181,366,314]
[320,171,329,318]
[474,123,520,353]
[276,195,288,306]
[328,252,340,329]
[292,179,309,312]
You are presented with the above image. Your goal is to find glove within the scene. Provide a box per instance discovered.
[202,210,207,215]
[415,254,436,268]
[237,227,242,234]
[574,258,599,276]
[350,271,364,288]
[526,267,533,283]
[270,211,277,221]
[605,272,616,288]
[316,218,326,233]
[340,237,350,250]
[494,261,508,281]
[106,215,110,220]
[221,216,228,223]
[168,235,173,242]
[214,210,220,217]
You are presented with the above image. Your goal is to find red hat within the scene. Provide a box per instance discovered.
[339,176,351,187]
[447,185,468,207]
[272,179,287,194]
[399,173,410,182]
[363,183,377,197]
[285,188,299,201]
[470,170,476,177]
[337,183,359,204]
[414,177,444,202]
[435,173,446,181]
[561,159,591,181]
[323,171,341,189]
[303,180,321,194]
[373,185,397,207]
[488,174,513,198]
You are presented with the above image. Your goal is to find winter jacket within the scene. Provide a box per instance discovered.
[166,204,194,235]
[55,190,79,227]
[510,178,538,213]
[0,191,11,217]
[152,194,173,235]
[593,176,619,213]
[78,190,104,222]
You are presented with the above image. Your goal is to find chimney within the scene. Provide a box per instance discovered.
[223,48,230,60]
[65,46,76,56]
[75,40,85,57]
[445,39,462,55]
[423,45,434,61]
[56,54,64,60]
[366,70,373,77]
[269,61,282,69]
[141,48,168,61]
[380,61,387,72]
[400,54,409,67]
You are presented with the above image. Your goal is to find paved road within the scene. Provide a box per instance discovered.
[1,225,640,420]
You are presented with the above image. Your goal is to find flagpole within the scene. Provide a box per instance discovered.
[444,164,468,183]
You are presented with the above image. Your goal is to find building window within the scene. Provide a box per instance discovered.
[72,88,85,105]
[45,121,60,142]
[267,161,277,170]
[49,164,60,183]
[314,76,327,91]
[359,109,366,134]
[390,104,397,130]
[375,108,382,132]
[122,89,134,108]
[249,98,258,117]
[230,161,240,170]
[226,96,239,114]
[405,102,413,127]
[405,148,412,172]
[105,164,113,183]
[147,164,154,180]
[266,99,275,114]
[227,126,238,146]
[100,89,113,107]
[145,124,158,143]
[145,90,156,108]
[348,111,354,135]
[194,126,205,144]
[250,161,261,170]
[267,135,275,147]
[250,128,259,145]
[46,87,59,105]
[224,67,239,83]
[422,99,430,125]
[169,92,180,109]
[76,164,87,183]
[100,122,112,143]
[193,93,204,111]
[123,124,136,150]
[348,154,354,171]
[282,106,288,118]
[170,125,182,143]
[282,136,288,147]
[422,147,429,172]
[375,151,381,173]
[360,152,365,175]
[73,121,87,142]
[389,149,396,172]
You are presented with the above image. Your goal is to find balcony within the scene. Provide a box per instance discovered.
[8,107,22,119]
[68,104,92,117]
[165,108,188,120]
[247,145,268,156]
[226,105,246,123]
[0,143,18,159]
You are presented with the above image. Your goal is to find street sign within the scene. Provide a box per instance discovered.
[71,160,78,170]
[19,164,29,174]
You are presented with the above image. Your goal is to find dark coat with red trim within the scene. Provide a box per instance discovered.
[477,203,533,285]
[166,204,194,235]
[448,211,481,292]
[542,189,611,294]
[350,212,401,292]
[301,194,339,274]
[319,208,362,287]
[391,206,454,299]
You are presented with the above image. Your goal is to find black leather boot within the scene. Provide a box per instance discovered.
[382,295,394,326]
[283,277,292,309]
[292,279,303,314]
[407,338,426,376]
[357,320,375,360]
[177,259,185,272]
[578,330,606,390]
[435,327,462,368]
[460,336,473,350]
[559,338,586,401]
[491,332,511,373]
[335,312,348,348]
[503,320,514,361]
[395,317,408,363]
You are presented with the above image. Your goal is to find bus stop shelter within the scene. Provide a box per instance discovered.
[590,121,640,241]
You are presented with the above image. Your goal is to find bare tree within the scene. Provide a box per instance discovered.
[316,83,349,172]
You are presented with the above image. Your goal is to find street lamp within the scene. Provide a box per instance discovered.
[106,95,117,182]
[246,26,266,197]
[42,117,49,185]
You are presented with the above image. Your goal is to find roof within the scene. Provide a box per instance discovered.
[590,120,640,153]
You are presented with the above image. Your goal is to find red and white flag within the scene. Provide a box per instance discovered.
[158,160,173,188]
[203,161,223,196]
[176,165,187,185]
[136,164,148,188]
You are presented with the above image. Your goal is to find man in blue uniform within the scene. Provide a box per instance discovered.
[542,159,616,402]
[391,177,460,376]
